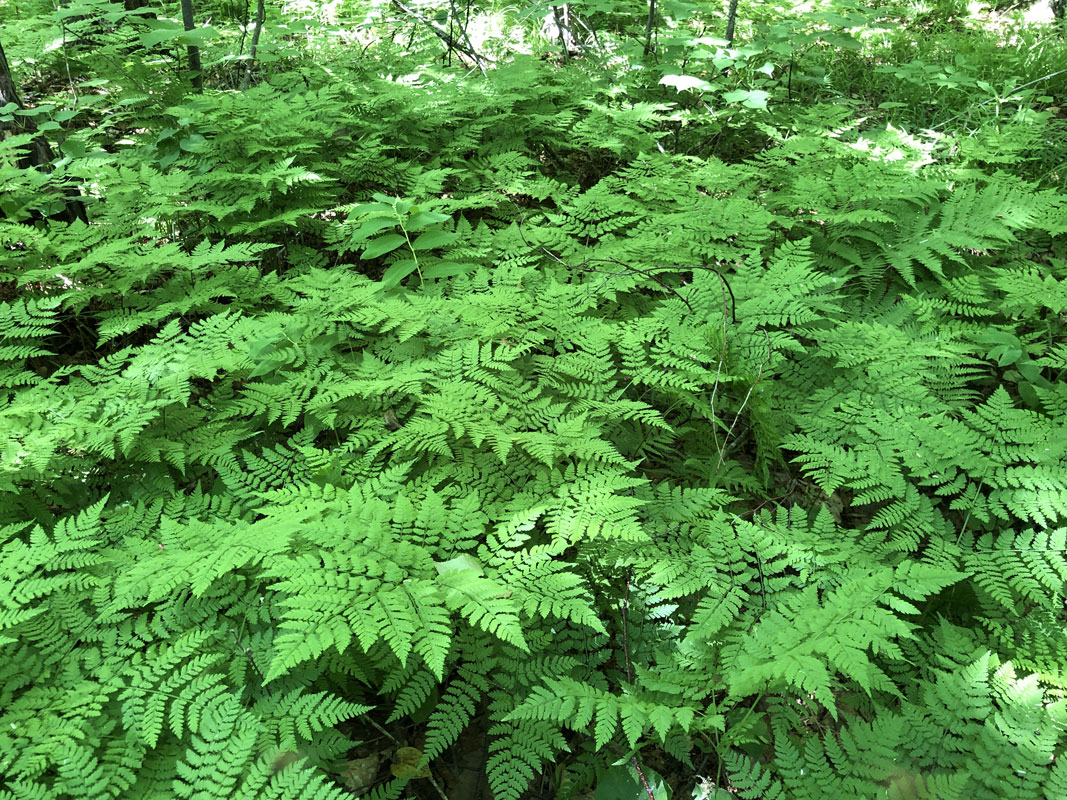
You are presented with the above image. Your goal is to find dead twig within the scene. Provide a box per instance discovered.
[390,0,488,74]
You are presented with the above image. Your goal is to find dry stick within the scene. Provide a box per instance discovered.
[361,714,398,744]
[426,773,449,800]
[448,0,483,74]
[552,5,569,62]
[584,258,695,311]
[572,13,603,55]
[933,68,1067,131]
[240,0,266,91]
[390,0,487,74]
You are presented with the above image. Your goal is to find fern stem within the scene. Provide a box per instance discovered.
[622,569,633,683]
[630,756,657,800]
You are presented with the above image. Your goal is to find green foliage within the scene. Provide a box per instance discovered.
[2,0,1067,797]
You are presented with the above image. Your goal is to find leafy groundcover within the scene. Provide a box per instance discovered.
[2,5,1067,799]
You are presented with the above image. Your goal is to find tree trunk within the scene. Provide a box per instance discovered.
[725,0,740,45]
[642,0,656,56]
[180,0,204,92]
[0,39,87,224]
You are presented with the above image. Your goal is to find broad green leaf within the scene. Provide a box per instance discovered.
[141,23,186,47]
[1016,360,1052,388]
[348,217,398,241]
[406,210,451,230]
[659,74,713,93]
[411,230,459,251]
[176,27,220,46]
[722,89,770,109]
[248,357,283,378]
[349,201,395,216]
[362,234,408,260]
[379,259,420,289]
[60,139,86,159]
[179,134,207,152]
[421,262,475,280]
[824,32,862,50]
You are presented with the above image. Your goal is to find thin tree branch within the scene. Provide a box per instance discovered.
[642,0,657,56]
[240,0,266,90]
[552,5,569,61]
[390,0,488,74]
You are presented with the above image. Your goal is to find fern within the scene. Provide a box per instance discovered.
[3,25,1067,800]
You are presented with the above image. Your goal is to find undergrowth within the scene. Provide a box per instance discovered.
[2,0,1066,798]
